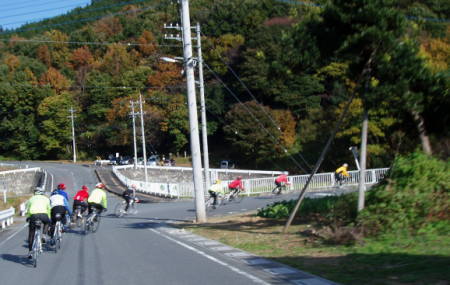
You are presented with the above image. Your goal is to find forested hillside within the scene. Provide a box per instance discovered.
[0,0,448,172]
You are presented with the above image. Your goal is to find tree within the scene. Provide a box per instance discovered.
[223,101,284,165]
[37,92,76,158]
[39,67,71,94]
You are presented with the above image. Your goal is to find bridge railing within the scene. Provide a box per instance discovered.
[113,165,389,198]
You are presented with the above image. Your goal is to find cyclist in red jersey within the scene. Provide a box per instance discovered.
[73,185,89,214]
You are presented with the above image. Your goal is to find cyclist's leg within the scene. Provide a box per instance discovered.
[124,197,130,212]
[28,215,37,251]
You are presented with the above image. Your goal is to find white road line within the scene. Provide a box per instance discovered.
[50,172,54,191]
[150,229,270,285]
[0,223,27,248]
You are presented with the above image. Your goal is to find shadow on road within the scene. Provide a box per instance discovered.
[1,254,33,267]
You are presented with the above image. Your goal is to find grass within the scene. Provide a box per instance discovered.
[0,193,31,211]
[179,213,450,285]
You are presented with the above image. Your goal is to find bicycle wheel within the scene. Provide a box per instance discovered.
[205,197,215,212]
[91,215,100,233]
[232,191,244,203]
[114,202,126,217]
[32,232,40,267]
[56,222,62,250]
[129,202,138,215]
[83,217,90,235]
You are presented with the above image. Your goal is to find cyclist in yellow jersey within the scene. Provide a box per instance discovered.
[208,179,225,207]
[26,187,51,258]
[87,183,108,214]
[335,163,350,186]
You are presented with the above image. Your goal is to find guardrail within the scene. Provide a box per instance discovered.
[113,165,389,198]
[0,207,15,229]
[0,167,44,230]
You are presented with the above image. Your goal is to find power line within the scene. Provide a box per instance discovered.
[0,3,90,20]
[0,5,156,35]
[0,0,152,27]
[0,38,182,48]
[203,62,308,173]
[4,0,85,14]
[214,53,314,171]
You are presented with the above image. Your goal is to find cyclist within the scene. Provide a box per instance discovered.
[122,184,137,212]
[228,176,244,196]
[50,186,72,234]
[273,172,290,195]
[208,179,225,208]
[335,163,350,186]
[53,183,69,201]
[88,183,108,215]
[26,187,51,258]
[73,185,89,215]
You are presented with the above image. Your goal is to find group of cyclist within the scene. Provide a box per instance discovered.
[207,162,351,206]
[25,182,108,259]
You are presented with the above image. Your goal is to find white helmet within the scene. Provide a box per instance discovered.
[343,163,348,167]
[35,187,45,194]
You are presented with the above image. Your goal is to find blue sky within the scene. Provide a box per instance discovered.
[0,0,91,30]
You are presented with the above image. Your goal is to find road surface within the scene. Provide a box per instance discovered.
[0,162,336,285]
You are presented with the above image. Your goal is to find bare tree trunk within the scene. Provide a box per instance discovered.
[412,110,432,155]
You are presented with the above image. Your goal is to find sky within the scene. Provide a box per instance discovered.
[0,0,92,30]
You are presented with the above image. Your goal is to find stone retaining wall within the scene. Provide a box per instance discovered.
[0,171,43,195]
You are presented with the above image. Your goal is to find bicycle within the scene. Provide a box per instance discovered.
[30,220,44,268]
[51,216,63,253]
[84,208,101,234]
[114,198,139,217]
[272,182,286,195]
[204,194,224,211]
[71,205,85,228]
[223,188,245,204]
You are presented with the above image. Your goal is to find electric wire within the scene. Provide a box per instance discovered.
[0,5,156,35]
[2,0,153,29]
[214,53,314,172]
[203,62,308,173]
[0,38,182,48]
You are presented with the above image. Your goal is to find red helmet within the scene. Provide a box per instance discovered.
[81,185,89,191]
[96,183,105,189]
[57,183,66,190]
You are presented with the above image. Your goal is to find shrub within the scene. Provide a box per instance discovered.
[358,152,450,235]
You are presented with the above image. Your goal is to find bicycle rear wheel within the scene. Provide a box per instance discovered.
[32,233,40,267]
[205,197,215,211]
[114,202,126,217]
[129,203,138,215]
[91,216,100,233]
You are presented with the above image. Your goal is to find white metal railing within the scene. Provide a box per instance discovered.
[113,165,389,198]
[0,207,15,229]
[0,167,43,228]
[0,167,42,176]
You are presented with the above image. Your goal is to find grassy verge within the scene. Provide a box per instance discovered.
[179,213,450,285]
[0,193,31,212]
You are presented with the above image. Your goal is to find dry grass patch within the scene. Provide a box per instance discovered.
[177,212,450,285]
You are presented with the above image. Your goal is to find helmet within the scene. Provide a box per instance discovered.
[57,183,66,190]
[343,163,348,167]
[215,179,222,184]
[81,185,89,191]
[96,183,105,189]
[35,187,45,195]
[237,176,242,180]
[130,184,137,189]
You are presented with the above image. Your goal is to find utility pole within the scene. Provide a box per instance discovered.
[164,22,211,190]
[196,22,210,189]
[68,107,77,163]
[357,109,368,211]
[179,0,206,222]
[138,93,148,183]
[130,100,138,169]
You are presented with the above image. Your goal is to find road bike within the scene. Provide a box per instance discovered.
[30,220,44,268]
[51,214,63,253]
[272,182,289,196]
[205,194,224,211]
[223,188,245,204]
[84,208,101,234]
[71,204,86,228]
[114,198,139,217]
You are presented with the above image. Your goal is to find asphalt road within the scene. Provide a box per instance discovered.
[0,162,335,285]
